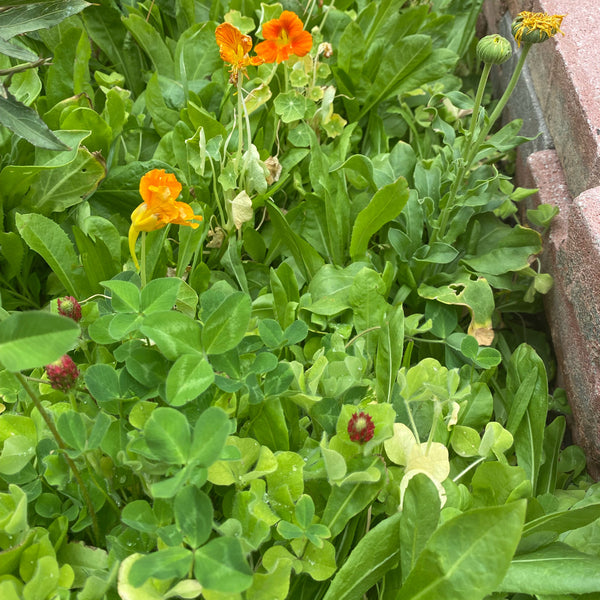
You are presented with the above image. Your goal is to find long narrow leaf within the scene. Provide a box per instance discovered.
[323,511,402,600]
[0,93,68,150]
[350,177,409,260]
[397,501,526,600]
[16,212,88,297]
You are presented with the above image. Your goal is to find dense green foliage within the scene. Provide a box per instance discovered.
[0,1,594,599]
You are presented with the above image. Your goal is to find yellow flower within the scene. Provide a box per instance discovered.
[128,169,202,269]
[512,11,565,47]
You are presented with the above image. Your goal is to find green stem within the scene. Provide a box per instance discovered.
[140,231,147,287]
[16,373,100,545]
[236,75,244,172]
[452,456,486,482]
[0,57,50,77]
[434,45,531,243]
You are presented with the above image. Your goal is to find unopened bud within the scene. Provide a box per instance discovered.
[476,34,512,65]
[46,355,79,393]
[512,11,565,47]
[57,296,82,322]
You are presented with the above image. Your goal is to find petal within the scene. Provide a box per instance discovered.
[279,11,305,37]
[291,30,313,56]
[255,39,279,63]
[139,169,181,203]
[261,19,284,41]
[128,225,140,270]
[216,22,253,64]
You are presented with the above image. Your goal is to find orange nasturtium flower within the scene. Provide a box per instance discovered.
[215,22,263,84]
[128,169,202,269]
[254,11,313,64]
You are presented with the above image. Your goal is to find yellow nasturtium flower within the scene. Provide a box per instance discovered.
[128,169,202,269]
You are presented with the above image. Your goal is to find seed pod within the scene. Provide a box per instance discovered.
[476,34,512,65]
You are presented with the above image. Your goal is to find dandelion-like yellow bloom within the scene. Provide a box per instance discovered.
[128,169,202,269]
[512,11,565,47]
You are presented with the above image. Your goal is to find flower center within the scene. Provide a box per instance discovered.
[277,29,290,47]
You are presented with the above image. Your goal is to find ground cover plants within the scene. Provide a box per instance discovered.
[0,1,599,598]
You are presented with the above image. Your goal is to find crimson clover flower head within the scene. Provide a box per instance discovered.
[45,355,79,393]
[347,411,375,444]
[57,296,82,322]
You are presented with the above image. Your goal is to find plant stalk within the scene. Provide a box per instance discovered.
[434,44,531,243]
[140,231,147,287]
[16,373,100,545]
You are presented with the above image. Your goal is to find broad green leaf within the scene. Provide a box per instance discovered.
[418,275,495,346]
[166,355,214,407]
[121,500,158,534]
[375,304,404,403]
[0,312,79,372]
[174,22,222,82]
[194,537,253,593]
[0,434,36,475]
[174,486,212,548]
[140,311,203,360]
[16,212,89,297]
[0,94,68,150]
[537,416,566,495]
[500,543,600,595]
[82,4,145,95]
[57,411,87,454]
[323,511,402,600]
[506,344,548,494]
[140,278,182,314]
[143,407,191,465]
[462,218,543,275]
[266,200,325,282]
[84,364,121,403]
[117,553,169,600]
[360,35,432,117]
[399,474,441,581]
[201,292,251,355]
[322,459,384,537]
[190,406,231,467]
[102,280,140,313]
[471,462,529,508]
[128,547,193,587]
[301,540,337,581]
[350,177,409,260]
[397,501,526,600]
[0,37,38,62]
[25,147,105,215]
[274,91,309,123]
[122,14,174,77]
[0,1,91,40]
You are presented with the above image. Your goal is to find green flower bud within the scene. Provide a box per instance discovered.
[476,35,512,65]
[511,11,565,47]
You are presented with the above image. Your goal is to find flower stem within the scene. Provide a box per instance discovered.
[236,75,244,171]
[433,44,531,243]
[140,231,147,287]
[15,373,100,545]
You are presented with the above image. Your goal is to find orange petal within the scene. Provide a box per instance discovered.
[255,39,279,63]
[215,22,252,62]
[291,30,313,56]
[139,169,181,204]
[279,11,305,37]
